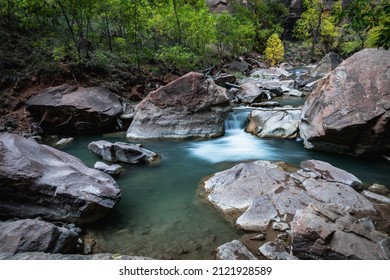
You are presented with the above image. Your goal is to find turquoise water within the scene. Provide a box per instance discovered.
[59,105,390,260]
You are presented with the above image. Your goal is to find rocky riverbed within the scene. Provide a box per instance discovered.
[1,48,389,260]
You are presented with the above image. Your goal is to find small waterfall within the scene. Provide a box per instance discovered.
[224,109,251,130]
[187,107,274,163]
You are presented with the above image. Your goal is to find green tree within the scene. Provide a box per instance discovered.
[294,0,341,61]
[264,33,284,66]
[214,11,256,57]
[230,0,288,52]
[344,0,390,50]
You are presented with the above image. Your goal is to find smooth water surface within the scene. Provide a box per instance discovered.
[60,105,390,260]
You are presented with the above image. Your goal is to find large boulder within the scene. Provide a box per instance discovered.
[88,140,159,164]
[0,133,121,224]
[246,108,301,139]
[291,203,389,259]
[26,85,123,135]
[0,219,78,255]
[299,48,390,156]
[310,52,343,79]
[200,159,376,232]
[126,72,230,139]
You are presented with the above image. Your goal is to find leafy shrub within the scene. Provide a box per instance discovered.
[157,46,198,71]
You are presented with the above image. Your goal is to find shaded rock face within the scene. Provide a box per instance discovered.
[291,204,389,260]
[126,72,230,139]
[88,140,159,164]
[0,219,78,255]
[0,133,121,224]
[299,48,390,156]
[26,85,123,135]
[236,82,265,104]
[200,159,376,232]
[310,52,343,79]
[246,108,301,139]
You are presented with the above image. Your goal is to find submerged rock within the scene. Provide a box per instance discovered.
[26,85,123,135]
[0,219,78,255]
[246,108,301,139]
[126,72,230,139]
[88,140,159,164]
[0,133,121,224]
[215,240,257,260]
[299,48,390,156]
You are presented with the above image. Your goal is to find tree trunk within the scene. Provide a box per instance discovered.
[172,0,182,44]
[309,5,324,63]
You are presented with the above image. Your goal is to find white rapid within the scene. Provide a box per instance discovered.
[187,108,275,163]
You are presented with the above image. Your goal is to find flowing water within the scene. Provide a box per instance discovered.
[59,103,390,260]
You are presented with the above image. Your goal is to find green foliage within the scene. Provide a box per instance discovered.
[214,12,256,57]
[294,0,342,60]
[157,45,198,71]
[340,40,361,56]
[345,0,390,50]
[264,33,284,66]
[230,0,288,52]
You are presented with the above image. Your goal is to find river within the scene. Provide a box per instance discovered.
[59,99,390,260]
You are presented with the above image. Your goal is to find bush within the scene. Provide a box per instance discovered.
[264,33,284,66]
[157,46,198,71]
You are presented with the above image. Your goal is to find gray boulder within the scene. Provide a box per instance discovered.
[26,85,123,135]
[300,48,390,156]
[200,159,377,233]
[0,219,78,254]
[259,241,298,260]
[94,161,122,176]
[291,203,388,259]
[0,133,121,224]
[88,140,159,164]
[246,108,301,139]
[310,52,343,79]
[215,240,257,260]
[126,72,230,139]
[236,82,265,104]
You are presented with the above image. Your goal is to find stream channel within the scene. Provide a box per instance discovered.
[58,97,390,260]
